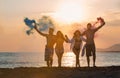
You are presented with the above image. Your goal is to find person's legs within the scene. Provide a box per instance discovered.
[86,44,91,67]
[74,52,80,67]
[46,61,50,67]
[75,55,77,67]
[55,48,63,67]
[55,49,59,67]
[58,57,61,67]
[58,54,62,67]
[76,54,80,67]
[76,50,80,67]
[45,46,54,67]
[59,52,64,67]
[92,51,96,67]
[57,55,61,67]
[50,53,54,67]
[50,59,53,67]
[93,54,96,67]
[56,53,61,67]
[74,51,78,67]
[45,47,50,67]
[87,56,90,67]
[49,48,54,67]
[92,44,96,67]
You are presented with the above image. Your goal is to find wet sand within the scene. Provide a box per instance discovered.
[0,66,120,78]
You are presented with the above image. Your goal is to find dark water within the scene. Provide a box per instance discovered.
[0,52,120,68]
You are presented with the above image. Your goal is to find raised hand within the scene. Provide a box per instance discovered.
[97,17,104,23]
[64,35,69,42]
[65,35,68,39]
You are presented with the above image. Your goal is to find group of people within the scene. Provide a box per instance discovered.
[34,17,105,67]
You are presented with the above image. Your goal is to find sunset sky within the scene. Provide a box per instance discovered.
[0,0,120,52]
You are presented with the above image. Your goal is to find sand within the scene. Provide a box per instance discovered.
[0,66,120,78]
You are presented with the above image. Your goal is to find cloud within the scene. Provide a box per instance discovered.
[104,11,120,26]
[113,12,120,15]
[107,19,120,26]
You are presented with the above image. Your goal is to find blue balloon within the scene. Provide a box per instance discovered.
[24,18,35,29]
[24,18,35,35]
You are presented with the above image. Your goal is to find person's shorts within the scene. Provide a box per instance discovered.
[45,47,54,61]
[86,44,96,57]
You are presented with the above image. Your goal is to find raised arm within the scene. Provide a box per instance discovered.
[64,35,69,42]
[65,35,72,43]
[63,35,69,42]
[65,35,75,43]
[80,36,86,42]
[94,17,105,32]
[34,23,47,37]
[81,30,86,36]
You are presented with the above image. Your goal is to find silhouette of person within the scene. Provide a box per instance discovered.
[55,31,67,67]
[65,30,86,67]
[34,23,56,67]
[82,17,105,67]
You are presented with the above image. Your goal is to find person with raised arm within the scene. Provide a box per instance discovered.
[34,22,56,67]
[82,17,105,67]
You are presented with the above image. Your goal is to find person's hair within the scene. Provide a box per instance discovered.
[73,30,81,38]
[49,28,54,31]
[87,23,91,26]
[57,31,64,38]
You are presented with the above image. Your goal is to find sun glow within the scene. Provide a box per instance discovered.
[53,2,86,23]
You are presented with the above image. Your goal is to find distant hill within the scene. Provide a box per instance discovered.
[97,44,120,52]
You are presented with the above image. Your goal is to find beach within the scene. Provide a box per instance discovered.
[0,66,120,78]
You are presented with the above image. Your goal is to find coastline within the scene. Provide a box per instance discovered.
[0,66,120,78]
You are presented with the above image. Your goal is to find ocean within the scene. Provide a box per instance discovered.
[0,52,120,68]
